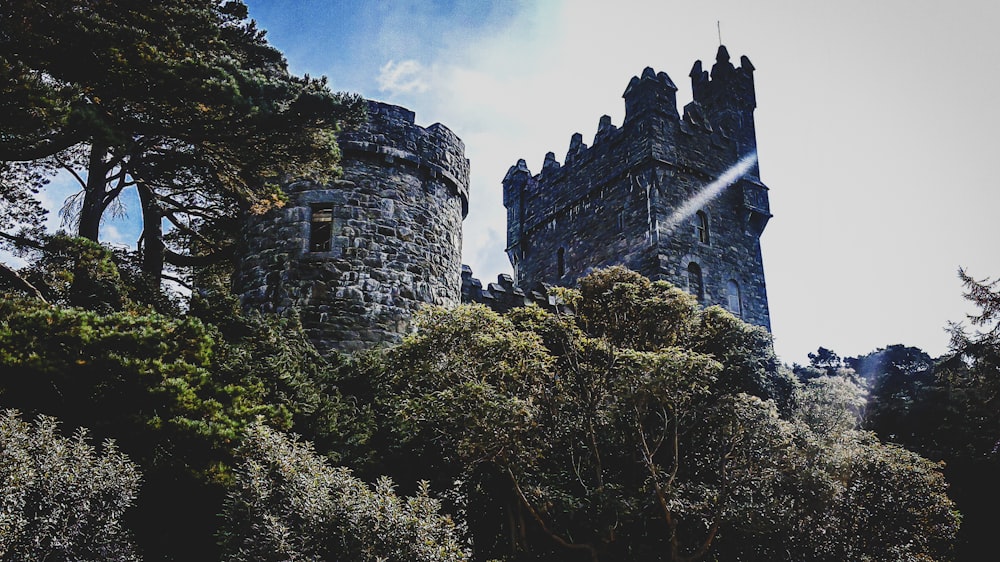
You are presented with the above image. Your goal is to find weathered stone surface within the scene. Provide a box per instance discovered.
[237,45,773,358]
[235,100,469,355]
[502,46,772,330]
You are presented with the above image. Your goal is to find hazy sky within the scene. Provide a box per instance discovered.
[27,0,999,366]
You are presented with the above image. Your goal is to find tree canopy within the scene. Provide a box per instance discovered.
[0,257,970,561]
[0,0,364,285]
[363,267,958,561]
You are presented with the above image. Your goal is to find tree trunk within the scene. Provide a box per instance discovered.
[78,142,108,241]
[137,182,164,282]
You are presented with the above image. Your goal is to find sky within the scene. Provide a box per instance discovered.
[25,0,1000,366]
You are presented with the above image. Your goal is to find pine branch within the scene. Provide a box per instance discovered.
[0,262,48,302]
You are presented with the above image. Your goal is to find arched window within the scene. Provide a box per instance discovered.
[695,211,710,244]
[726,280,742,316]
[686,262,704,302]
[557,247,566,278]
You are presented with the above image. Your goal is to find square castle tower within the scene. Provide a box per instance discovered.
[502,46,772,329]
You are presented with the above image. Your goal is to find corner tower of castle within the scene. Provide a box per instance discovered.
[503,46,772,329]
[235,100,470,354]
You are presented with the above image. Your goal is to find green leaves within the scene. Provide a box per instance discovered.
[371,305,552,466]
[1,0,366,286]
[0,410,141,562]
[0,296,283,480]
[220,423,470,562]
[575,266,699,350]
[365,268,960,561]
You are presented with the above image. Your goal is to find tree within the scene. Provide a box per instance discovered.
[942,268,1000,450]
[366,268,957,561]
[850,345,936,446]
[852,271,1000,560]
[0,0,364,286]
[0,410,141,562]
[0,267,373,561]
[807,346,841,369]
[778,375,958,562]
[0,238,382,561]
[931,269,1000,559]
[219,423,469,562]
[792,373,867,437]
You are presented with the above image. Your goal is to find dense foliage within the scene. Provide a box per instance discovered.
[0,239,365,560]
[0,410,141,562]
[365,268,958,561]
[0,256,975,561]
[220,423,469,562]
[847,270,1000,560]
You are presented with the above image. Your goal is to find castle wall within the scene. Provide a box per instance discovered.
[504,47,772,330]
[236,101,469,354]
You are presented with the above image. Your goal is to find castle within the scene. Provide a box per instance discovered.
[237,46,771,354]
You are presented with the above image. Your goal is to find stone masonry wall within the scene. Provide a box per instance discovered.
[236,100,470,354]
[504,46,772,330]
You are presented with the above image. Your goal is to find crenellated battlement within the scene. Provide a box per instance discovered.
[235,99,470,354]
[340,100,470,216]
[690,46,756,111]
[503,46,772,330]
[460,264,568,314]
[516,54,754,195]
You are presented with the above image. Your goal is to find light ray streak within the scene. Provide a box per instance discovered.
[659,151,758,236]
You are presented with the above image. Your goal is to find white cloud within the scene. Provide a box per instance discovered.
[377,59,429,95]
[99,224,132,249]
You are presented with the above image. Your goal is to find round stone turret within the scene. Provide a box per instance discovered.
[235,100,470,354]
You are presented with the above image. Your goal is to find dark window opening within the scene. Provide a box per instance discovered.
[310,205,334,252]
[687,262,704,302]
[696,211,710,244]
[557,247,565,278]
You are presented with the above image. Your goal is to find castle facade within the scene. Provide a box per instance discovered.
[235,101,470,354]
[237,46,771,354]
[499,45,772,329]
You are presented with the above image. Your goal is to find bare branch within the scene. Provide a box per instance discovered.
[0,262,48,302]
[163,246,233,267]
[160,272,194,292]
[161,212,224,250]
[57,158,88,190]
[506,466,600,562]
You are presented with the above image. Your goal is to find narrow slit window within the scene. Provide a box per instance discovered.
[696,211,710,244]
[310,205,334,252]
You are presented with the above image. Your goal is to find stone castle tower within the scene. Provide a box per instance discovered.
[237,46,772,354]
[501,46,772,329]
[235,100,469,354]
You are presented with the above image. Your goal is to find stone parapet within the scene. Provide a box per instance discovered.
[235,100,469,354]
[340,101,470,216]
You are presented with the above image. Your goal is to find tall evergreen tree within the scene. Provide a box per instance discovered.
[0,0,364,286]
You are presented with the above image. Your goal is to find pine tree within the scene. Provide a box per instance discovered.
[0,0,364,287]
